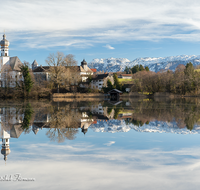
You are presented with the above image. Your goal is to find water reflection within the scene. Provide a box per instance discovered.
[1,98,200,161]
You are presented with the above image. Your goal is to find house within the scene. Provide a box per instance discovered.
[90,73,114,90]
[108,89,123,101]
[0,34,23,87]
[32,64,50,82]
[118,74,132,79]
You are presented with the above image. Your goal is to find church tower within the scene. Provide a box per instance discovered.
[81,59,88,70]
[0,34,10,71]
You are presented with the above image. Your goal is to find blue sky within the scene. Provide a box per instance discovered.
[1,0,200,66]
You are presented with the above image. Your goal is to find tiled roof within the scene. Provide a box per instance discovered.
[90,68,97,72]
[9,56,23,71]
[32,60,38,66]
[33,66,50,72]
[33,65,90,73]
[120,74,132,76]
[108,89,123,94]
[92,74,109,80]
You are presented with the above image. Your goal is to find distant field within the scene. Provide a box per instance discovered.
[118,78,134,84]
[195,69,200,72]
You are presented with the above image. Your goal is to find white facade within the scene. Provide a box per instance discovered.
[0,34,10,72]
[90,74,114,90]
[0,34,23,87]
[91,79,104,90]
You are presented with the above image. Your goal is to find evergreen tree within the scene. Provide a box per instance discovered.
[145,66,149,71]
[132,65,139,74]
[107,79,113,90]
[184,62,194,76]
[139,64,144,71]
[124,66,132,74]
[124,66,129,74]
[20,64,34,96]
[113,73,121,90]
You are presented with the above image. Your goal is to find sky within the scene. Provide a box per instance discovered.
[2,128,200,190]
[1,0,200,66]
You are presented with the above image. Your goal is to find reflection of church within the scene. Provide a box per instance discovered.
[0,124,24,161]
[32,111,95,135]
[1,128,11,161]
[0,107,23,161]
[0,103,120,161]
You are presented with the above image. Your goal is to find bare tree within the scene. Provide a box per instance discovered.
[65,54,78,66]
[45,52,79,93]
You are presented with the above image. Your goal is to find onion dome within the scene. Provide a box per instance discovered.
[1,146,11,161]
[0,34,9,47]
[81,59,87,66]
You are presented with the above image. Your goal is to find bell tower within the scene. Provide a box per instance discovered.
[0,34,9,56]
[0,34,10,71]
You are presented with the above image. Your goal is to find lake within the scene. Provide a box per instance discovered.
[1,98,200,190]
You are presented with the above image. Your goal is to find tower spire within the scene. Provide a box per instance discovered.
[0,34,9,57]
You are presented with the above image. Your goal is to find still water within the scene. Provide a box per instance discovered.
[1,98,200,190]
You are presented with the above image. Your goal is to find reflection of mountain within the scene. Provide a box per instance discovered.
[91,120,200,134]
[132,121,200,134]
[91,120,131,133]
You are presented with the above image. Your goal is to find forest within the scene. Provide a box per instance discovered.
[130,62,200,95]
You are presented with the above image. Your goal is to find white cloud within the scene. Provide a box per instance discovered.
[104,44,115,50]
[3,142,200,189]
[1,0,200,48]
[104,141,115,146]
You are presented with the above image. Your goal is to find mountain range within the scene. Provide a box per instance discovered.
[88,55,200,73]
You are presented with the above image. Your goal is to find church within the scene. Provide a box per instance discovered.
[0,34,23,87]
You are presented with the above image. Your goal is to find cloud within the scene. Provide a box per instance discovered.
[1,0,200,48]
[3,142,200,189]
[104,44,115,50]
[104,141,115,146]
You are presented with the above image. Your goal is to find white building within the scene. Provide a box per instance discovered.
[90,74,114,90]
[118,74,132,79]
[0,34,23,87]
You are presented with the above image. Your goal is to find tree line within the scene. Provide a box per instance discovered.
[125,64,149,74]
[131,62,200,95]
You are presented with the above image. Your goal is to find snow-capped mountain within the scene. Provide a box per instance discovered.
[88,55,200,72]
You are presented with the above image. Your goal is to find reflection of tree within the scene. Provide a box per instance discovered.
[114,108,121,119]
[46,128,78,143]
[127,98,200,130]
[185,115,197,131]
[46,105,81,142]
[21,103,34,133]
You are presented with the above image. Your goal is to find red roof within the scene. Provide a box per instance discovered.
[121,74,132,76]
[90,68,97,72]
